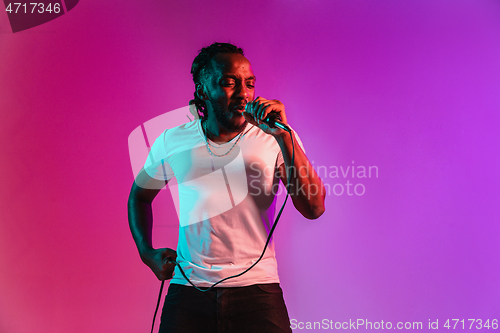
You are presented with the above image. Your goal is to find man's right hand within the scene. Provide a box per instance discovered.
[140,248,177,280]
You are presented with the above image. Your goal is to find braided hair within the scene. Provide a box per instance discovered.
[190,42,244,120]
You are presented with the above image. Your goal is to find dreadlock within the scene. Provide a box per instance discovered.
[190,42,244,120]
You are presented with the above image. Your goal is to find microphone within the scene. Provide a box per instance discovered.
[262,112,291,132]
[244,103,291,132]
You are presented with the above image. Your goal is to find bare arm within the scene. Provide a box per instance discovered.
[244,97,326,219]
[128,168,177,280]
[276,130,326,219]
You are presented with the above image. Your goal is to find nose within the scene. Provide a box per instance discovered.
[236,81,250,100]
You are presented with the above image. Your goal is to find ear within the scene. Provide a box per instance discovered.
[196,84,209,101]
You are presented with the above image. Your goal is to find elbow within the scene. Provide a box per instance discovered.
[301,204,325,220]
[303,190,326,219]
[302,183,326,219]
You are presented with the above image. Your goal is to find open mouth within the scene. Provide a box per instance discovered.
[233,105,246,112]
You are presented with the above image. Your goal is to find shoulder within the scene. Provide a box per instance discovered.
[161,120,202,143]
[164,120,199,136]
[148,120,202,155]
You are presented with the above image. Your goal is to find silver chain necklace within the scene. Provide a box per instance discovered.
[202,120,246,157]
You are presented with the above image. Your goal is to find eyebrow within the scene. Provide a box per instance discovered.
[221,74,256,81]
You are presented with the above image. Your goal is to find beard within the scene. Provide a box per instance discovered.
[211,100,247,132]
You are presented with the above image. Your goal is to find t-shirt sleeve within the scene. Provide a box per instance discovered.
[143,130,175,181]
[276,127,306,167]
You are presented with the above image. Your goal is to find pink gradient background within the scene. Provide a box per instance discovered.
[1,0,499,332]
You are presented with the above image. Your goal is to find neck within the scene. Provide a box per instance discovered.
[203,117,246,143]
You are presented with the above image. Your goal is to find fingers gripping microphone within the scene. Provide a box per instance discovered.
[262,112,292,132]
[244,103,291,132]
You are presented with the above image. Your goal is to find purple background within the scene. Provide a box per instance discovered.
[1,0,499,332]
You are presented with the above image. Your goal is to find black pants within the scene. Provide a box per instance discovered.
[158,283,292,333]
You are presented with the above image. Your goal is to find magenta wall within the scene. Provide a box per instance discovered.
[1,1,499,332]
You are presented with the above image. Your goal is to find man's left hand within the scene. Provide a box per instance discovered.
[243,97,288,136]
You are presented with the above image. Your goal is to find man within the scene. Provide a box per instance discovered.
[128,42,325,332]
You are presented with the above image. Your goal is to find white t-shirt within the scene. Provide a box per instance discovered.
[144,120,302,287]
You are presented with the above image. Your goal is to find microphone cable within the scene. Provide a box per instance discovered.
[151,127,295,333]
